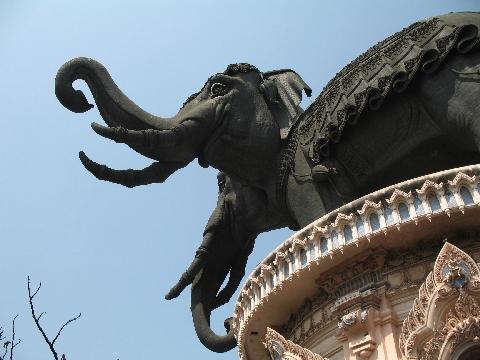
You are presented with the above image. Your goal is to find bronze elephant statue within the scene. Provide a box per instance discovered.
[56,12,480,353]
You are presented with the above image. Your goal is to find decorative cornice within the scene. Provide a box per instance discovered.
[284,237,480,351]
[400,242,480,359]
[448,171,476,187]
[233,165,480,360]
[260,264,273,278]
[273,250,288,265]
[333,212,354,227]
[338,309,368,330]
[311,224,329,238]
[250,277,261,286]
[416,179,443,195]
[386,189,412,204]
[433,242,480,286]
[264,327,328,360]
[290,237,307,252]
[357,200,383,215]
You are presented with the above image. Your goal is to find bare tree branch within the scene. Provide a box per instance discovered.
[1,343,9,360]
[52,313,81,346]
[28,276,80,360]
[9,316,20,360]
[37,312,46,322]
[0,325,8,360]
[0,316,21,360]
[32,282,42,299]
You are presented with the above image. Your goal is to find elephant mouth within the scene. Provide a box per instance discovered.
[198,104,230,168]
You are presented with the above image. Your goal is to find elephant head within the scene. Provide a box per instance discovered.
[55,58,311,352]
[55,58,311,188]
[165,172,255,352]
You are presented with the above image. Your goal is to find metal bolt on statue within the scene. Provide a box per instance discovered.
[56,12,480,353]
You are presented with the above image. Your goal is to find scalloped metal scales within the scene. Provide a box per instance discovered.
[294,13,480,164]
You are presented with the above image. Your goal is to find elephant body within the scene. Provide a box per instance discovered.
[287,49,480,226]
[56,12,480,353]
[284,12,480,227]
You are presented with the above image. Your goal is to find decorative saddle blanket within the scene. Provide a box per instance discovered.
[296,13,480,164]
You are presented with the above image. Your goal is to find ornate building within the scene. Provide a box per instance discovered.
[232,165,480,359]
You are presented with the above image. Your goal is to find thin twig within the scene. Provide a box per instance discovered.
[27,276,81,360]
[0,325,7,360]
[28,277,58,360]
[0,316,21,360]
[1,342,8,360]
[52,313,81,346]
[32,282,42,299]
[9,315,20,360]
[1,344,9,360]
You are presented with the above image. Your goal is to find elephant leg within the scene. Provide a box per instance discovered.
[419,51,480,152]
[446,61,480,151]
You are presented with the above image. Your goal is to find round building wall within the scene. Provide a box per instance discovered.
[232,165,480,360]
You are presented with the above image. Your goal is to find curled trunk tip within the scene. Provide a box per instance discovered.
[55,57,96,113]
[55,57,171,130]
[191,275,237,352]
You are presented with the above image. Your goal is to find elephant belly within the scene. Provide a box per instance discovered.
[333,91,474,194]
[419,51,480,151]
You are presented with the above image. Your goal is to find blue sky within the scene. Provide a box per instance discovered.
[0,1,477,359]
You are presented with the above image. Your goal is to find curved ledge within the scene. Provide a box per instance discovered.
[233,164,480,360]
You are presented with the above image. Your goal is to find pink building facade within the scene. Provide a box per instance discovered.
[232,165,480,360]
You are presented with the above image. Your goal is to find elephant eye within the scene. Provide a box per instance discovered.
[210,83,229,98]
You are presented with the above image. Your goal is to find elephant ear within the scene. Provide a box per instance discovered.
[261,70,312,139]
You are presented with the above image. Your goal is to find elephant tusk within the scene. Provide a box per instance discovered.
[165,247,208,300]
[211,240,255,310]
[79,151,183,187]
[165,229,217,300]
[91,122,185,148]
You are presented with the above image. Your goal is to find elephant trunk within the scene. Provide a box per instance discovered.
[56,57,203,171]
[190,270,237,353]
[55,57,171,131]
